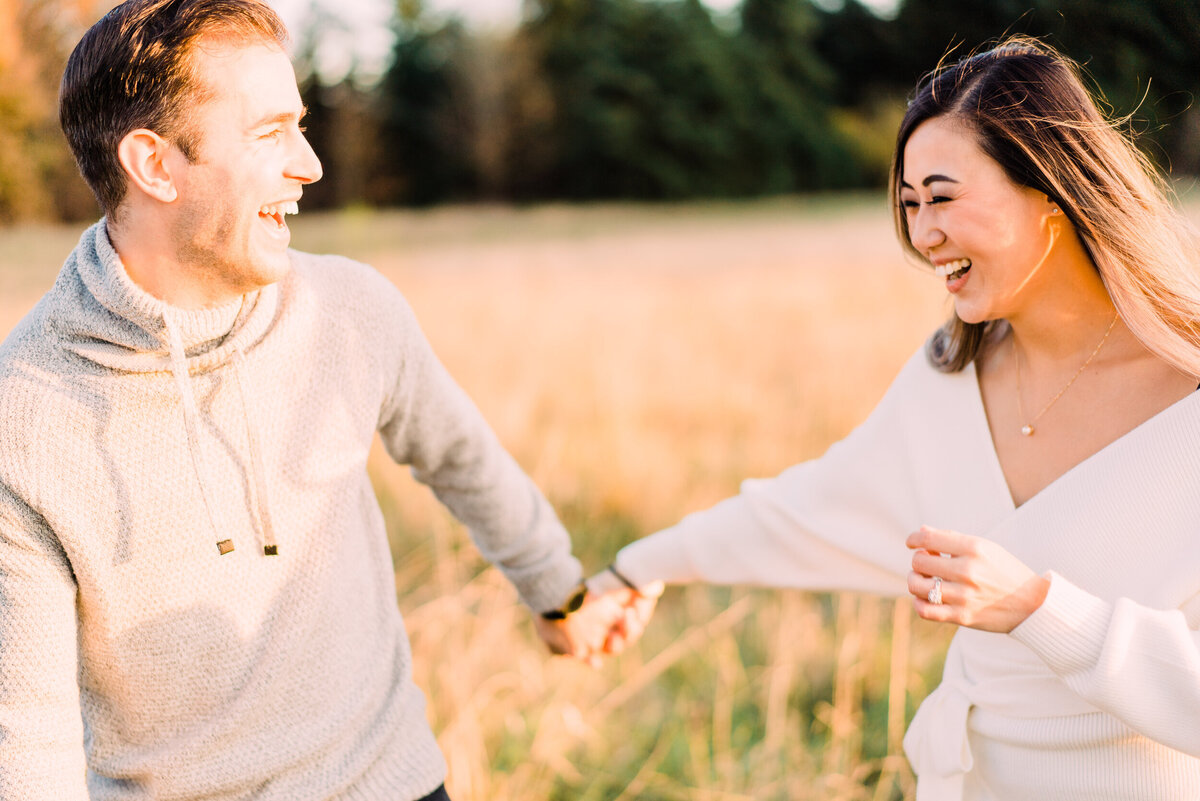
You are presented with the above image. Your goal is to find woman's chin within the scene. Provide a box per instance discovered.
[951,299,990,326]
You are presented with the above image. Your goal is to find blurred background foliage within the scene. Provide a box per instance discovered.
[4,0,1200,222]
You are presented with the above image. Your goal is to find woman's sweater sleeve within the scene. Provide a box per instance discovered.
[615,358,927,598]
[1010,572,1200,756]
[0,482,88,799]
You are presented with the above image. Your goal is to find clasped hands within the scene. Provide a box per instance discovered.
[906,525,1051,633]
[532,571,663,667]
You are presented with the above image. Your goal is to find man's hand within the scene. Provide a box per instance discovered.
[533,591,627,667]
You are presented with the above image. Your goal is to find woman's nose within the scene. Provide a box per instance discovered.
[908,208,945,253]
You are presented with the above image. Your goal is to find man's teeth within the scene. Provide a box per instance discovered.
[258,201,299,218]
[934,258,972,277]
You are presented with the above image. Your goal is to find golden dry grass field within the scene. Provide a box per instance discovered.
[1,198,960,800]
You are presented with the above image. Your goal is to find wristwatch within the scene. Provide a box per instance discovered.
[540,581,588,621]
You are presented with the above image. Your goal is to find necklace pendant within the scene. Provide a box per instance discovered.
[1021,424,1035,436]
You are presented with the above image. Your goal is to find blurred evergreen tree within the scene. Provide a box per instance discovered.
[736,0,862,191]
[510,0,718,198]
[373,12,480,205]
[811,0,898,107]
[508,0,859,199]
[7,0,1200,218]
[1046,0,1200,173]
[817,0,1200,175]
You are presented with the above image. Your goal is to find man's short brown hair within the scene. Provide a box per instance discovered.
[59,0,288,216]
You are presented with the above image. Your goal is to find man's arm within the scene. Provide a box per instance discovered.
[0,482,88,797]
[371,288,593,639]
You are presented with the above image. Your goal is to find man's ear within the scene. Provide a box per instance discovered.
[116,129,180,203]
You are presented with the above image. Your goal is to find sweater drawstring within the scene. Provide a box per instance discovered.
[164,311,231,555]
[233,349,279,556]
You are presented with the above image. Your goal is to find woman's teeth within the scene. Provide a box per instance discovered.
[934,258,972,279]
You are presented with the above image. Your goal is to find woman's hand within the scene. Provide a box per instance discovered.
[906,525,1051,633]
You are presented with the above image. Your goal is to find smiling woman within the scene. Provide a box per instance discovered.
[892,41,1200,380]
[899,115,1078,327]
[589,36,1200,801]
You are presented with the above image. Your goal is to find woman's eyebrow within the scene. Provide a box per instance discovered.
[899,174,960,190]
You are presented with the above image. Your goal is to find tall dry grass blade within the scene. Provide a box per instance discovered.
[825,594,864,784]
[711,634,742,787]
[871,599,916,801]
[888,599,912,752]
[586,725,674,801]
[593,595,754,717]
[762,592,803,757]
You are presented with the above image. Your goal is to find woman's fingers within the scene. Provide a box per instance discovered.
[907,570,953,604]
[911,547,961,581]
[906,524,976,557]
[906,525,1049,632]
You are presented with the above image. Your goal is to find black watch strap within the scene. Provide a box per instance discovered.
[541,582,588,620]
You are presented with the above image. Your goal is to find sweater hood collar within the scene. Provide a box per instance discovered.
[50,219,282,557]
[52,219,279,374]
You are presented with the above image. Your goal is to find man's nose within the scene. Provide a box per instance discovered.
[288,133,323,185]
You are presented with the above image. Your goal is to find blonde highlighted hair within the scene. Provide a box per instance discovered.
[890,36,1200,375]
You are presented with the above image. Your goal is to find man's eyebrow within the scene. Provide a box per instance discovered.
[899,174,959,190]
[250,105,308,129]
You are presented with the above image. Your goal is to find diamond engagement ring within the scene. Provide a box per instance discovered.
[927,576,943,605]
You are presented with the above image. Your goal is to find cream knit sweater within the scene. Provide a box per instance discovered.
[615,349,1200,800]
[0,220,582,800]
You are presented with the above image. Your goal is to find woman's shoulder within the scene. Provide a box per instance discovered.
[890,341,976,401]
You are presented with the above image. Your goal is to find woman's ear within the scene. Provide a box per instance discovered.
[116,129,180,203]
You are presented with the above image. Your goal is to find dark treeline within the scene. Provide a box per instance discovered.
[303,0,1200,209]
[3,0,1199,222]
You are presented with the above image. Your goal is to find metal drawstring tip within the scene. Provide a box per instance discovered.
[217,539,235,555]
[263,545,278,556]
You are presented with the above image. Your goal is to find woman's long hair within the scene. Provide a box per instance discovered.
[890,37,1200,375]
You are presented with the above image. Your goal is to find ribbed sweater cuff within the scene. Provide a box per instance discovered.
[509,552,584,614]
[615,531,693,590]
[1010,570,1113,677]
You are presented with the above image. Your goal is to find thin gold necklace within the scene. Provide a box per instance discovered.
[1012,313,1119,437]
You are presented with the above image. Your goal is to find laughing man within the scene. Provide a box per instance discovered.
[0,1,644,798]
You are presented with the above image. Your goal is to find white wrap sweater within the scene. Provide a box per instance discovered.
[614,348,1200,800]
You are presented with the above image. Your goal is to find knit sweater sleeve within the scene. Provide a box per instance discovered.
[373,288,581,614]
[0,482,88,798]
[614,355,929,597]
[1010,571,1200,756]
